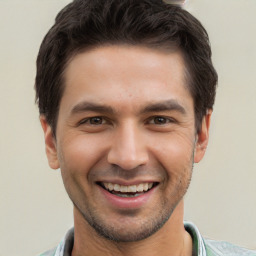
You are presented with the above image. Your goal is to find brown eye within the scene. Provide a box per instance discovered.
[153,116,168,125]
[89,117,103,125]
[78,116,109,126]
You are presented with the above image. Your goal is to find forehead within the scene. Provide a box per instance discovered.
[65,45,186,84]
[60,45,193,114]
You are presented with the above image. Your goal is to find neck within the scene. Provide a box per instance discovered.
[72,200,192,256]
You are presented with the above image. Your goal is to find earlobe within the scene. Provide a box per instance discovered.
[40,116,60,170]
[194,110,212,163]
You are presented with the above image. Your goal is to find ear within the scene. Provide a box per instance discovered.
[40,116,60,169]
[194,109,212,163]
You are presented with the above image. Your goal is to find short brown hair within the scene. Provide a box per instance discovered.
[35,0,218,135]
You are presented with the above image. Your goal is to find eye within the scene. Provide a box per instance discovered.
[89,117,104,125]
[148,116,174,125]
[79,116,106,125]
[153,116,168,125]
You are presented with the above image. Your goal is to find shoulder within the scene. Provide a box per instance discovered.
[204,239,256,256]
[37,247,57,256]
[37,228,73,256]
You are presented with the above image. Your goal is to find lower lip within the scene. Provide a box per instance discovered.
[99,185,157,209]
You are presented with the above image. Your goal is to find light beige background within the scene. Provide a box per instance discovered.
[0,1,255,255]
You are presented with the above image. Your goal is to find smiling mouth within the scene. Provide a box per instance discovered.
[98,182,158,198]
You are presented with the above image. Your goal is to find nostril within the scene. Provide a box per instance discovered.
[107,154,149,170]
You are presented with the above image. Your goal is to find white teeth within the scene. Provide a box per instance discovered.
[137,184,144,192]
[114,184,120,191]
[103,182,154,193]
[128,185,136,193]
[143,183,148,191]
[108,183,114,191]
[120,185,128,193]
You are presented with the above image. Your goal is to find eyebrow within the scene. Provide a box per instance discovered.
[70,99,186,116]
[70,102,116,115]
[140,99,187,115]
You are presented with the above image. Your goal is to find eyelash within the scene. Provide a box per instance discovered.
[78,116,175,126]
[79,116,107,126]
[147,116,175,125]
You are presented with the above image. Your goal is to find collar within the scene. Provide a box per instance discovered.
[54,222,206,256]
[184,221,207,256]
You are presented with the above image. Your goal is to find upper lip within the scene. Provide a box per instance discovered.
[97,179,159,186]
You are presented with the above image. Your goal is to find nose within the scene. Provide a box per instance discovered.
[107,121,149,170]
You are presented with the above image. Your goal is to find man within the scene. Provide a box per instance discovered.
[35,0,255,255]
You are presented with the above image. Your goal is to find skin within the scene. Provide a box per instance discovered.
[41,45,211,256]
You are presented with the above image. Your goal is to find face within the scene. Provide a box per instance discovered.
[41,45,210,242]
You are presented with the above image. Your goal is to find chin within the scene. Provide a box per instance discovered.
[78,202,174,243]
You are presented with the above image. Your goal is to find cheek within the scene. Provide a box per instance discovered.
[57,134,109,178]
[151,135,194,198]
[150,133,195,175]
